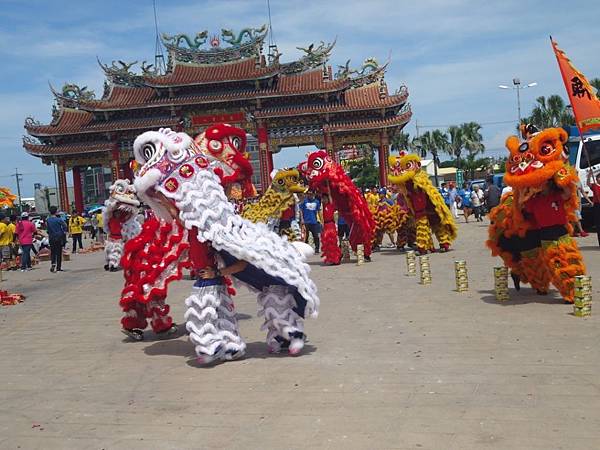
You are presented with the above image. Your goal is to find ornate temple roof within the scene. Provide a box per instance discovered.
[24,26,411,157]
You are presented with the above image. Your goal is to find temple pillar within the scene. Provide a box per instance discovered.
[72,166,84,213]
[57,159,69,212]
[324,133,335,161]
[111,144,122,181]
[378,131,389,187]
[257,121,272,192]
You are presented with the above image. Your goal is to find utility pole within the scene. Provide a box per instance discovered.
[14,168,23,213]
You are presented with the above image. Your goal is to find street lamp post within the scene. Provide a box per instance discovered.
[498,78,537,125]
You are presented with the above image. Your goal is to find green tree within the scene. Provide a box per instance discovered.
[523,95,575,128]
[413,129,448,186]
[346,147,379,189]
[390,131,410,152]
[463,154,492,180]
[461,121,485,157]
[446,125,465,169]
[590,78,600,99]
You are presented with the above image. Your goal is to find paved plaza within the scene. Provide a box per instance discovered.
[1,222,599,450]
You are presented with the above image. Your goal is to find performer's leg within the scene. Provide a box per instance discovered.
[519,248,551,294]
[120,297,149,337]
[185,282,246,362]
[415,216,434,253]
[148,299,175,334]
[433,225,452,251]
[105,240,123,271]
[541,237,585,303]
[321,222,341,264]
[257,285,305,355]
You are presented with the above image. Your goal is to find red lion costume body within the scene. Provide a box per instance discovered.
[299,150,376,261]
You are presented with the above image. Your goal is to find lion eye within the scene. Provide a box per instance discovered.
[539,143,554,156]
[277,179,285,185]
[312,158,324,169]
[518,142,529,153]
[231,137,241,150]
[208,140,223,154]
[142,143,155,161]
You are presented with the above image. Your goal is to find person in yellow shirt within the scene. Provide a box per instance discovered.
[96,210,104,243]
[8,215,18,270]
[68,210,85,253]
[0,214,14,270]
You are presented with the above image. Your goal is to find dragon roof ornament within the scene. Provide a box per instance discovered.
[161,26,268,65]
[48,82,96,107]
[335,57,389,87]
[98,59,146,87]
[280,39,336,74]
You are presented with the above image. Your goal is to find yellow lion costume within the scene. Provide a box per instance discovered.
[242,168,306,240]
[487,126,585,302]
[388,152,457,253]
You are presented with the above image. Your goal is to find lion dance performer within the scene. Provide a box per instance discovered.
[388,152,457,254]
[242,167,307,240]
[487,125,585,302]
[122,126,318,363]
[103,179,142,271]
[299,150,376,262]
[371,188,408,250]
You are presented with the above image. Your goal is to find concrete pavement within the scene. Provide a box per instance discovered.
[1,222,599,449]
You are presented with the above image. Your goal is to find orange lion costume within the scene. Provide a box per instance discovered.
[487,125,585,302]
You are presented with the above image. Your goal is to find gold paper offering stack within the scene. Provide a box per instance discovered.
[494,266,509,301]
[341,240,351,262]
[419,255,431,284]
[356,244,365,266]
[406,250,417,276]
[454,260,468,292]
[573,275,592,317]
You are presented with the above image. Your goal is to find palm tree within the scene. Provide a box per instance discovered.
[525,95,574,128]
[390,131,410,152]
[463,154,492,180]
[414,130,448,186]
[590,78,600,99]
[446,125,464,169]
[461,122,485,157]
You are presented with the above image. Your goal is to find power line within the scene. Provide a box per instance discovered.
[416,120,517,129]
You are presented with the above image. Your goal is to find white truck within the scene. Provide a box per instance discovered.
[565,126,600,227]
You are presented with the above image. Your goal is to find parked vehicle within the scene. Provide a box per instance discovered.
[564,126,600,228]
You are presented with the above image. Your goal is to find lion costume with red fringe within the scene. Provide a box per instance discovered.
[487,126,585,302]
[300,150,376,261]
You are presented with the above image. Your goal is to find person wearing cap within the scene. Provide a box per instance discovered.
[0,214,12,270]
[15,212,38,271]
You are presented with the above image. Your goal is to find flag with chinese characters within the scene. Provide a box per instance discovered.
[551,38,600,132]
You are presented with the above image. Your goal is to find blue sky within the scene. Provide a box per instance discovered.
[3,0,600,196]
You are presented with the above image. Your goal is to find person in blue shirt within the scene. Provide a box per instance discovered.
[440,182,451,206]
[457,182,473,223]
[337,213,349,243]
[46,205,67,272]
[300,192,321,253]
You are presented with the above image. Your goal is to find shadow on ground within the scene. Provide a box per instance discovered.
[478,289,566,306]
[184,342,317,368]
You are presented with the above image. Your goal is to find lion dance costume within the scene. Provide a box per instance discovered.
[487,126,585,302]
[388,152,456,253]
[370,188,408,250]
[103,179,142,271]
[299,150,376,264]
[242,167,306,240]
[120,125,318,363]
